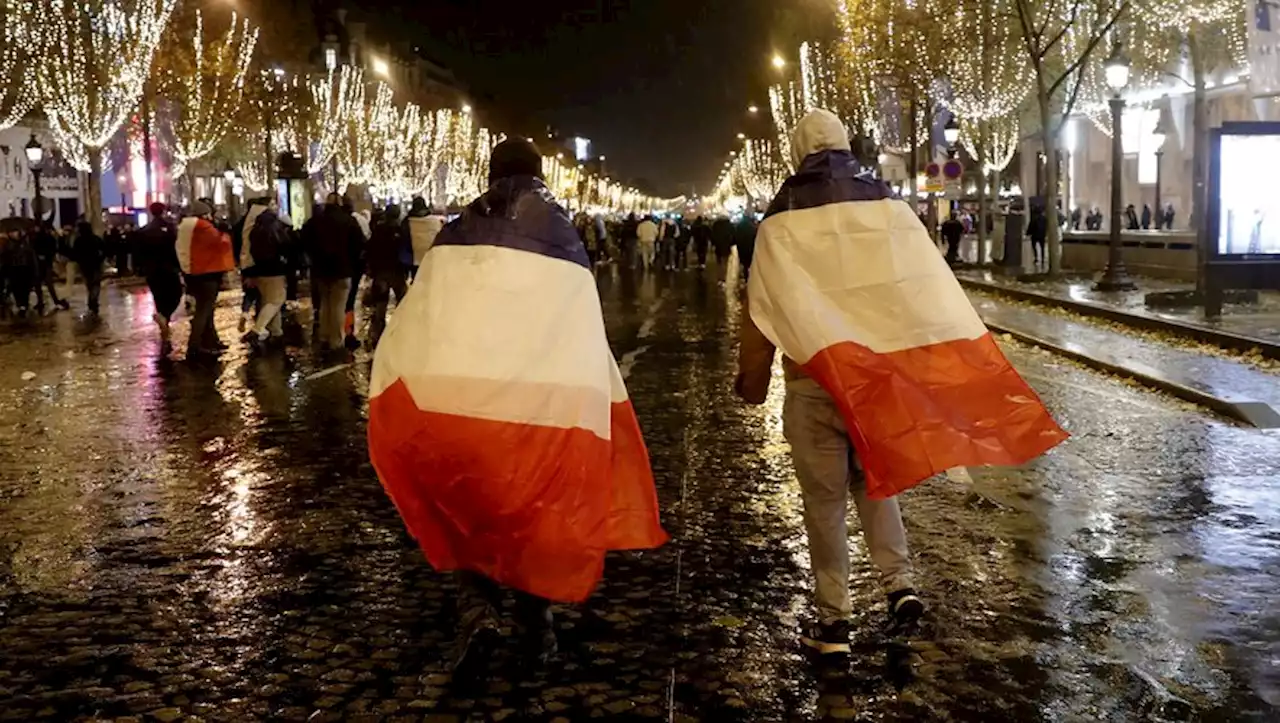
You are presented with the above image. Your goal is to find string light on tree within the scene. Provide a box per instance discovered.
[161,9,258,179]
[36,0,177,231]
[0,1,37,131]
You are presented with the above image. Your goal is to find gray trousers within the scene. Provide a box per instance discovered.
[314,277,350,348]
[252,276,287,339]
[782,378,914,623]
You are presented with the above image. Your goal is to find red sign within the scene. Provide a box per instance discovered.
[924,162,941,178]
[942,159,964,180]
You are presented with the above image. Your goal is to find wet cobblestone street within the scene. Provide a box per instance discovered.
[2,267,1279,722]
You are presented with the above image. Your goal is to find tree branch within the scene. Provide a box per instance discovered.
[1047,0,1131,98]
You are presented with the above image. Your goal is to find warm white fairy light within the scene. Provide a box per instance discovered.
[340,80,395,186]
[38,0,177,153]
[946,0,1029,121]
[0,1,37,131]
[308,64,364,174]
[164,9,257,173]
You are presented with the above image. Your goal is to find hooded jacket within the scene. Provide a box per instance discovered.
[737,108,1066,498]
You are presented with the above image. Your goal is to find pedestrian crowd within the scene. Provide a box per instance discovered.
[573,208,758,282]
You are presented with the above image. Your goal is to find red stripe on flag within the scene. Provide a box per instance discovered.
[801,332,1068,499]
[368,378,666,603]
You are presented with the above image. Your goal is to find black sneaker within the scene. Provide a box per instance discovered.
[800,619,851,656]
[887,588,925,633]
[453,618,499,685]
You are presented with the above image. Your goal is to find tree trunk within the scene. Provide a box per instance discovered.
[907,94,919,203]
[87,150,106,235]
[976,123,988,265]
[142,90,154,206]
[1190,35,1209,295]
[1036,80,1063,275]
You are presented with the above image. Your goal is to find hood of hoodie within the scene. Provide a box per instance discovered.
[790,109,852,169]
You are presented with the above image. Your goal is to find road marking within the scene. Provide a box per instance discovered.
[618,346,649,380]
[304,363,350,381]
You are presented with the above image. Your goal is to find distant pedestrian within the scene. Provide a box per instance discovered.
[241,198,293,349]
[737,108,1066,657]
[621,213,638,268]
[366,137,667,683]
[941,213,965,264]
[1125,204,1140,230]
[32,223,69,312]
[636,216,658,270]
[1141,204,1152,230]
[404,197,445,282]
[366,204,409,348]
[733,214,757,281]
[233,198,269,333]
[69,221,105,315]
[2,229,38,317]
[177,201,235,358]
[133,203,182,345]
[711,216,734,281]
[1163,204,1175,230]
[692,216,711,269]
[302,193,365,352]
[1026,206,1048,268]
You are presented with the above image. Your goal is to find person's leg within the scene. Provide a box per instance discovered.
[85,270,101,314]
[368,278,391,347]
[187,278,217,354]
[253,276,286,339]
[782,380,854,655]
[310,276,322,330]
[323,279,349,349]
[344,273,362,343]
[453,571,502,678]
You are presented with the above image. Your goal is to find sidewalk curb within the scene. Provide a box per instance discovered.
[986,320,1280,429]
[959,277,1280,362]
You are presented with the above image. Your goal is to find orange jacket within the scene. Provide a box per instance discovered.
[176,217,235,276]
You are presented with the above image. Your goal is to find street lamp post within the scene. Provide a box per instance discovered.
[24,133,44,221]
[1095,43,1136,292]
[1152,106,1171,230]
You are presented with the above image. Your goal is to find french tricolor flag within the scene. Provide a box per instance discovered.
[368,179,668,603]
[749,132,1068,500]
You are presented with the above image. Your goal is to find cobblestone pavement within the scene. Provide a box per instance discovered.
[956,267,1280,343]
[1,266,1279,722]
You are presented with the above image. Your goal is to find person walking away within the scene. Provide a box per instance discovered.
[1141,203,1152,230]
[33,222,70,312]
[1125,204,1140,230]
[711,216,734,282]
[1026,206,1048,268]
[366,138,667,682]
[660,215,680,270]
[303,193,365,352]
[737,108,1067,656]
[403,197,443,282]
[69,221,106,315]
[675,217,691,269]
[3,229,38,317]
[366,204,409,348]
[133,203,183,345]
[692,216,711,269]
[733,214,757,281]
[620,213,638,268]
[636,215,659,270]
[177,201,235,358]
[940,213,965,264]
[241,198,293,349]
[342,202,370,349]
[233,198,271,332]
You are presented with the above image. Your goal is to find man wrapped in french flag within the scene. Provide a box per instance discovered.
[368,139,668,675]
[737,109,1067,655]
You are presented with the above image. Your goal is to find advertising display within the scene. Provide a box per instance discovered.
[1215,128,1280,255]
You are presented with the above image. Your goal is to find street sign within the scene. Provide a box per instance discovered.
[924,177,945,193]
[943,159,964,180]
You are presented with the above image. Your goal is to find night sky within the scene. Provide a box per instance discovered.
[371,0,835,198]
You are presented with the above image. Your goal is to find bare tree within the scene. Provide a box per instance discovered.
[1012,0,1131,273]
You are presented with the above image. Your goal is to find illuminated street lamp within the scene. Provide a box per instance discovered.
[943,116,961,146]
[747,105,759,114]
[461,103,472,114]
[737,132,746,140]
[372,56,390,78]
[1095,42,1135,291]
[771,54,786,70]
[24,132,44,220]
